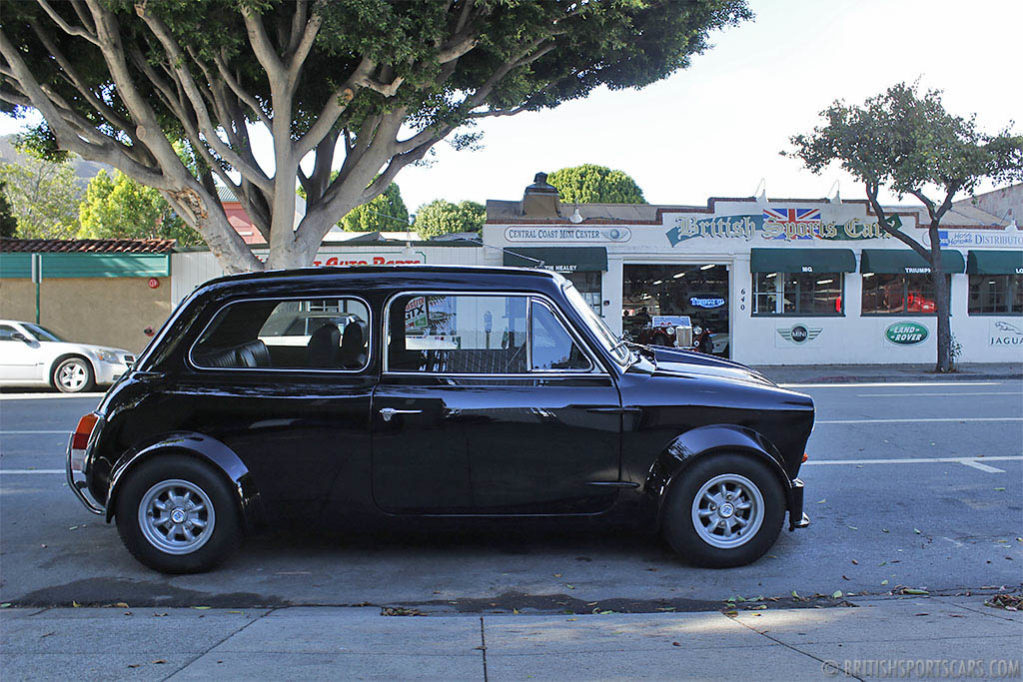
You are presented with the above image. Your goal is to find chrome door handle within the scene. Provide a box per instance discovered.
[379,407,422,422]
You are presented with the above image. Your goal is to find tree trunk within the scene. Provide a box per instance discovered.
[928,221,952,373]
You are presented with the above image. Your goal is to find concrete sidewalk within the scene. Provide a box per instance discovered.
[2,596,1020,680]
[754,362,1023,385]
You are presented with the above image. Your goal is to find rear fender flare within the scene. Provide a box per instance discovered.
[645,424,793,524]
[105,432,263,530]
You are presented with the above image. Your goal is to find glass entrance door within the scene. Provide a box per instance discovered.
[622,264,730,357]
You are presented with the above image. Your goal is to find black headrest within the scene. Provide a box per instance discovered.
[340,321,367,369]
[307,324,341,368]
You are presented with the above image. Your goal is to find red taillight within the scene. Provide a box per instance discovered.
[71,413,99,451]
[802,452,809,463]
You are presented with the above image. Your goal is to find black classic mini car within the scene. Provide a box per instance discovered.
[68,266,812,573]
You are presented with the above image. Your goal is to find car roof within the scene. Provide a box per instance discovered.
[197,264,564,296]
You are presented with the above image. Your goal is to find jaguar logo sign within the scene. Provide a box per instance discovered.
[990,320,1023,346]
[885,321,929,345]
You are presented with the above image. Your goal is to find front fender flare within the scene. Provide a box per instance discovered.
[105,432,264,530]
[645,424,800,525]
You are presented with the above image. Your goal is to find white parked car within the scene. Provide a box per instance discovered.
[0,320,134,393]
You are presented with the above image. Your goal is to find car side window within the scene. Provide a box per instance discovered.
[530,301,591,371]
[192,297,370,371]
[0,324,19,341]
[387,294,527,374]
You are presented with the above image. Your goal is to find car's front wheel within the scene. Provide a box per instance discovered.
[662,453,785,567]
[114,455,242,573]
[52,356,95,393]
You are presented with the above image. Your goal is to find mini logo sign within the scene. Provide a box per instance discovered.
[885,321,928,345]
[777,324,822,344]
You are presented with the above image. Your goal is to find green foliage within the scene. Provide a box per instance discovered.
[340,182,409,232]
[0,148,82,239]
[413,199,485,238]
[298,173,409,231]
[789,82,1023,203]
[547,164,647,204]
[78,170,202,245]
[0,179,17,238]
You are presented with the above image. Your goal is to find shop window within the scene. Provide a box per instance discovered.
[753,272,843,316]
[968,274,1023,315]
[861,273,949,315]
[564,271,602,315]
[192,297,370,371]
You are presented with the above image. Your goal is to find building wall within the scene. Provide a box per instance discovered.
[0,276,172,353]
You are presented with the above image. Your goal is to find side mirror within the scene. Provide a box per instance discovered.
[12,332,31,343]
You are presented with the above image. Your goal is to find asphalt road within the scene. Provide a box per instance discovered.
[1,380,1021,611]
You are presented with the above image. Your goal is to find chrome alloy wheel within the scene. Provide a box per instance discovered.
[690,473,765,549]
[137,479,216,555]
[57,360,89,391]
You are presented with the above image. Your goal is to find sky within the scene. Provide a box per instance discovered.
[3,0,1021,214]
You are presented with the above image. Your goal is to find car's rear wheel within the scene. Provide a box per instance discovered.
[115,455,242,573]
[52,356,95,393]
[662,453,784,567]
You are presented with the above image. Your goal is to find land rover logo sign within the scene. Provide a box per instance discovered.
[777,324,822,344]
[885,321,929,345]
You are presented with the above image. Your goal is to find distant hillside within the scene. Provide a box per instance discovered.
[0,134,111,186]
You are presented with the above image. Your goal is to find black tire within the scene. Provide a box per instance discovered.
[52,356,95,393]
[114,455,243,573]
[662,453,785,568]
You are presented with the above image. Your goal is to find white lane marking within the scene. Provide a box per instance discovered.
[0,394,104,401]
[856,391,1022,397]
[780,381,1001,389]
[804,455,1020,466]
[960,460,1006,473]
[0,469,64,474]
[816,417,1022,424]
[0,431,71,435]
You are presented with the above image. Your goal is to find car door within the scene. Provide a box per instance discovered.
[0,323,43,381]
[180,295,376,519]
[370,292,622,515]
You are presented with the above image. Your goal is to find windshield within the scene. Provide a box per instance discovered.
[23,323,63,342]
[561,281,631,366]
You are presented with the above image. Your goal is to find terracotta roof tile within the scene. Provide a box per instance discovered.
[0,238,177,254]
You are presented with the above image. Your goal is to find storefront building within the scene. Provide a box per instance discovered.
[484,176,1022,365]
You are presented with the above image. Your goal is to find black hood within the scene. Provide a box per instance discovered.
[649,346,775,387]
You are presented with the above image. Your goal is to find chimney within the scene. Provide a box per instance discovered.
[521,172,562,218]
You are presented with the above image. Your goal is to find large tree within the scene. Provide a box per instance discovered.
[0,148,83,238]
[413,199,485,238]
[298,172,409,232]
[78,168,203,244]
[548,163,646,204]
[0,0,749,272]
[790,82,1023,373]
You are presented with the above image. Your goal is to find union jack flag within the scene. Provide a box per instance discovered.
[763,207,821,224]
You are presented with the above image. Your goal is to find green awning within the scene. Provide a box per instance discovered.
[860,249,965,274]
[749,248,855,273]
[967,250,1023,275]
[504,247,608,273]
[0,253,170,279]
